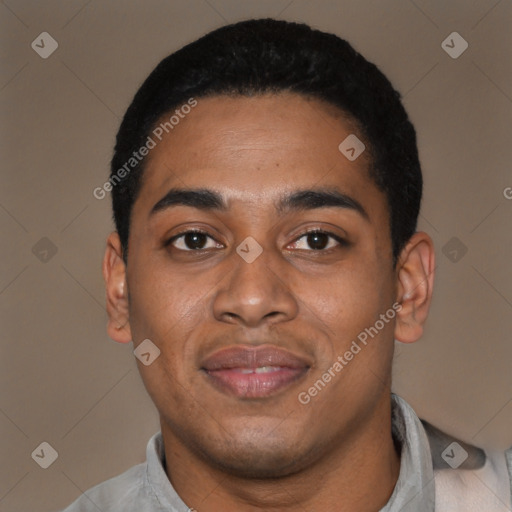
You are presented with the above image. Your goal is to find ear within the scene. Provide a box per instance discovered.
[394,231,435,344]
[103,232,132,343]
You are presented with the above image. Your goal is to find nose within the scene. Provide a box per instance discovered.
[212,248,299,328]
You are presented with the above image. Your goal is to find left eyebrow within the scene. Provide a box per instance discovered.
[149,186,369,221]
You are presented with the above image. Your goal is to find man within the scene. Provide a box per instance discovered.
[64,18,512,511]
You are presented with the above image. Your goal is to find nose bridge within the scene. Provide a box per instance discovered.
[213,243,298,326]
[233,246,274,294]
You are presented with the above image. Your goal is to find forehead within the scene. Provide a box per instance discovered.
[135,93,385,217]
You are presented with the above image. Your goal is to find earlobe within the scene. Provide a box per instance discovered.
[103,232,132,343]
[394,232,435,344]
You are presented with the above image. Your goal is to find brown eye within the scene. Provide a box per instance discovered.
[290,231,344,251]
[169,231,222,251]
[306,232,330,250]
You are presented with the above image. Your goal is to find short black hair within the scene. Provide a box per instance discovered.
[111,18,422,265]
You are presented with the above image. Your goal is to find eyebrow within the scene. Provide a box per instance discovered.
[150,187,369,220]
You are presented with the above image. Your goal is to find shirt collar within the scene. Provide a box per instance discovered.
[145,431,189,511]
[380,394,435,511]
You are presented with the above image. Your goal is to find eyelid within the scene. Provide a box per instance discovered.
[167,227,208,240]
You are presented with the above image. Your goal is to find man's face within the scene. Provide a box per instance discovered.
[125,93,398,477]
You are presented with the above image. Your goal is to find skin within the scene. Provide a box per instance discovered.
[103,93,435,511]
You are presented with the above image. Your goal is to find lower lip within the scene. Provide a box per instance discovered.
[204,367,307,398]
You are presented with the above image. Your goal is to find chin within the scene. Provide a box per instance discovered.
[192,431,318,479]
[210,448,307,479]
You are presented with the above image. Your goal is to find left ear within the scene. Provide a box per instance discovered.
[394,231,435,344]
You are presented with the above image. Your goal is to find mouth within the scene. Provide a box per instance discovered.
[201,345,311,399]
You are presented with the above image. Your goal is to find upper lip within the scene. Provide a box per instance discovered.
[201,345,312,371]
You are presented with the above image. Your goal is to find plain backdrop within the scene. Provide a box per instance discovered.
[1,1,511,511]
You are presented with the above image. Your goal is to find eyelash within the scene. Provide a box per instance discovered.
[166,229,347,252]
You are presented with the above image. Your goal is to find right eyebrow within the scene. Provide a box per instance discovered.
[150,188,227,217]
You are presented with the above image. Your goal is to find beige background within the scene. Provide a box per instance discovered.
[1,1,511,510]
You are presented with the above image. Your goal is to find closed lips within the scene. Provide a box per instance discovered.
[201,344,311,371]
[201,345,311,398]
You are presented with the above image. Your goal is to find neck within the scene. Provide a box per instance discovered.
[161,393,400,511]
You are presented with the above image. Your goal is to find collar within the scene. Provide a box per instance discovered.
[380,394,435,511]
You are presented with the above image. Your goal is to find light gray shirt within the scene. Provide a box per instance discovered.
[60,394,512,511]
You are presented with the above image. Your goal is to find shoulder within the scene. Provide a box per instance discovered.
[60,462,152,512]
[421,420,512,511]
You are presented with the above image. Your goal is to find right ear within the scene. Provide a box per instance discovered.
[102,232,132,343]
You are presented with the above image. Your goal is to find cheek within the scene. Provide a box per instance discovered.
[310,263,385,312]
[298,257,395,347]
[127,270,208,405]
[127,258,207,340]
[127,261,221,373]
